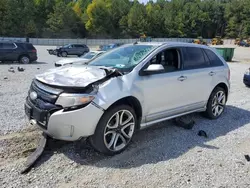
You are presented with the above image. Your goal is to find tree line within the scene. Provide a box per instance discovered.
[0,0,250,39]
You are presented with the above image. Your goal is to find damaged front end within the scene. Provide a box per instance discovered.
[25,65,122,132]
[22,65,122,173]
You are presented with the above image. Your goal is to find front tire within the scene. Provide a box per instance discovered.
[90,105,137,155]
[61,51,67,57]
[204,87,227,119]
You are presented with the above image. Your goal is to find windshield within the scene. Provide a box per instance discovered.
[80,52,97,59]
[88,44,156,71]
[63,44,71,48]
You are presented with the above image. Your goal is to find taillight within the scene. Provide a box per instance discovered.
[32,49,37,53]
[228,69,230,80]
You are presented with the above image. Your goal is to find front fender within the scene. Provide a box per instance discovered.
[93,76,144,111]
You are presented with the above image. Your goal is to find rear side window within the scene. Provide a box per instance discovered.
[182,47,209,69]
[3,43,16,49]
[204,49,224,66]
[75,44,87,48]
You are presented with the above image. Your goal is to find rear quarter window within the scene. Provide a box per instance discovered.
[25,43,35,50]
[204,49,224,66]
[182,47,209,70]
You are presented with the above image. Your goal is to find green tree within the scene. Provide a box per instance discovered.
[126,0,148,37]
[46,1,81,38]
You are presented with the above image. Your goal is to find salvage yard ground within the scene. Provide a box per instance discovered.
[0,45,250,188]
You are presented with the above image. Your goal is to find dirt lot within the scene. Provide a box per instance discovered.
[0,45,250,188]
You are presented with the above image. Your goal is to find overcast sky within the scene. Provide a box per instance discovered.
[138,0,154,4]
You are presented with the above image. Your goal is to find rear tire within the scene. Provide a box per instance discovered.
[19,55,30,64]
[90,105,137,156]
[204,87,227,119]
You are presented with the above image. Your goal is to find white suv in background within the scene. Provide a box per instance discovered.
[25,42,230,155]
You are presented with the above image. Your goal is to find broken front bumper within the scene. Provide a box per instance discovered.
[25,99,104,141]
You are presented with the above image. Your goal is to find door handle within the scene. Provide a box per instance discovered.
[178,76,187,81]
[209,71,216,76]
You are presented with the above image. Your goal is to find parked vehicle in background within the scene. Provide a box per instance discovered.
[211,36,224,45]
[0,42,37,64]
[98,43,124,51]
[54,51,105,67]
[25,42,230,155]
[53,44,89,57]
[47,48,57,55]
[234,38,242,45]
[243,68,250,87]
[192,37,207,45]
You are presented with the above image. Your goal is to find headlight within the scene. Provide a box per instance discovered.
[56,93,95,108]
[245,69,250,75]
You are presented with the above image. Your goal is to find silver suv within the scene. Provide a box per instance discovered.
[25,42,230,155]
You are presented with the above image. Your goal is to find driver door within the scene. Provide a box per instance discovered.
[138,47,186,123]
[67,45,75,55]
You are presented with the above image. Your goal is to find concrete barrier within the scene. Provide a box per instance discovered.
[0,37,235,46]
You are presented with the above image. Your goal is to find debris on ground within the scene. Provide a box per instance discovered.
[8,69,15,73]
[9,67,14,69]
[20,133,48,174]
[37,68,40,70]
[197,130,208,138]
[4,77,8,80]
[18,67,25,72]
[174,114,195,129]
[244,155,250,162]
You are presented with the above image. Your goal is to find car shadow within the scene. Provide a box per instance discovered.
[0,61,47,65]
[33,105,250,170]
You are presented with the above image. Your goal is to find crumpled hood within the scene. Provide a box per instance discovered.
[35,65,107,87]
[56,58,88,65]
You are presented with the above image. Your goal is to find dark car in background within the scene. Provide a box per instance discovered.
[243,68,250,87]
[98,43,124,51]
[0,42,37,64]
[54,44,89,57]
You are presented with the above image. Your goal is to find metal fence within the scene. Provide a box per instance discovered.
[0,37,236,46]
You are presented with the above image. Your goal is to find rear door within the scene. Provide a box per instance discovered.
[179,47,212,108]
[2,43,18,61]
[74,44,84,55]
[203,48,228,94]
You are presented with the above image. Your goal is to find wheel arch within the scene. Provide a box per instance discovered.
[104,96,143,130]
[18,53,30,60]
[213,82,229,100]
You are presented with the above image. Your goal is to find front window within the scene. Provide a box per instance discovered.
[81,52,98,59]
[88,44,156,71]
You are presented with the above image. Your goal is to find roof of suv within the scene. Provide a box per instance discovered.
[132,41,213,50]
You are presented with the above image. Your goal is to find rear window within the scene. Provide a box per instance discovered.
[204,49,224,66]
[182,47,209,69]
[25,43,35,50]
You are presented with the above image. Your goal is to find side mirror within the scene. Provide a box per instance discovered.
[141,64,165,75]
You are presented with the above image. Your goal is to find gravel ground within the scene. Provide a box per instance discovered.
[0,45,250,188]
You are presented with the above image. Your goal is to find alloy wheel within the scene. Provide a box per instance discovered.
[211,91,226,117]
[104,110,135,151]
[21,56,30,64]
